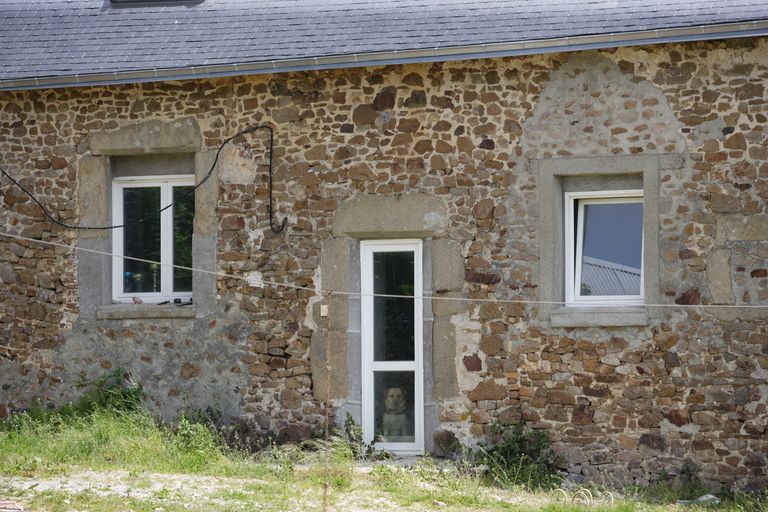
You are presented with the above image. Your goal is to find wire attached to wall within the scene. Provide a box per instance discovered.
[5,230,768,310]
[0,124,287,233]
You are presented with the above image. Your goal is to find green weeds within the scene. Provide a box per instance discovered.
[0,406,263,477]
[473,423,563,491]
[0,369,262,477]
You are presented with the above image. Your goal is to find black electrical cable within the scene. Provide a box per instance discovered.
[262,124,287,234]
[0,124,286,233]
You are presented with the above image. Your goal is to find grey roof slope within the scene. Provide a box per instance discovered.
[1,0,767,89]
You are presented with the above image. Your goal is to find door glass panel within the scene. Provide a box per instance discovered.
[373,251,415,361]
[374,371,415,443]
[580,202,643,296]
[172,186,194,292]
[123,187,161,293]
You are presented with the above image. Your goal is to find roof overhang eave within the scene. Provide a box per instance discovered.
[1,20,767,91]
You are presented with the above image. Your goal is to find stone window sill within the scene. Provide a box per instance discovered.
[549,307,648,328]
[96,304,196,320]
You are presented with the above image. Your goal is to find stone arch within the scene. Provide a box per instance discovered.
[521,51,685,159]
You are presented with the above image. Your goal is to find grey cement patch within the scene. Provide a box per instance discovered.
[216,138,273,185]
[0,359,45,411]
[688,117,726,145]
[54,306,251,421]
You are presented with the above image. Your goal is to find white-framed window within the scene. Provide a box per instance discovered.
[564,190,644,307]
[360,239,424,455]
[111,175,195,303]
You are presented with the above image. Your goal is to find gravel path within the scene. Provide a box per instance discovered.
[0,470,403,512]
[0,468,559,512]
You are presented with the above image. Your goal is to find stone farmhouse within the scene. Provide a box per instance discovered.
[1,0,767,488]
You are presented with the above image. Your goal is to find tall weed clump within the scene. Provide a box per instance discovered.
[474,423,562,491]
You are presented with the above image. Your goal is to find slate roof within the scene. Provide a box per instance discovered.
[1,0,767,88]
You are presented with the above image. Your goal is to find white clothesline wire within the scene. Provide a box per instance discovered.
[1,230,767,310]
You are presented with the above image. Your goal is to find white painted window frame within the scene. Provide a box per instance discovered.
[360,239,424,455]
[564,189,644,307]
[111,174,194,303]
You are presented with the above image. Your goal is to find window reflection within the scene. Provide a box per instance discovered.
[579,202,643,296]
[123,187,161,293]
[173,186,194,292]
[373,252,415,361]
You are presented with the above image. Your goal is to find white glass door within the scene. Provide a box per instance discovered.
[361,240,423,454]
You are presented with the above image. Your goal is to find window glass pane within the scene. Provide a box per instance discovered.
[374,371,415,443]
[373,251,415,361]
[173,186,194,292]
[123,187,161,294]
[580,202,643,296]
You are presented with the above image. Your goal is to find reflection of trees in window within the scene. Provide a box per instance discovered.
[373,252,415,361]
[123,187,161,293]
[173,186,194,292]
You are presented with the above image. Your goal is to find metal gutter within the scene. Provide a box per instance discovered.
[1,20,767,91]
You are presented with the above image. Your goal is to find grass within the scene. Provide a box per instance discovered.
[0,484,306,512]
[0,408,273,477]
[2,461,767,512]
[2,411,766,512]
[0,370,281,479]
[1,370,766,511]
[370,460,507,510]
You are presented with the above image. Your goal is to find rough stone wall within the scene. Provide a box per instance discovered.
[0,38,766,487]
